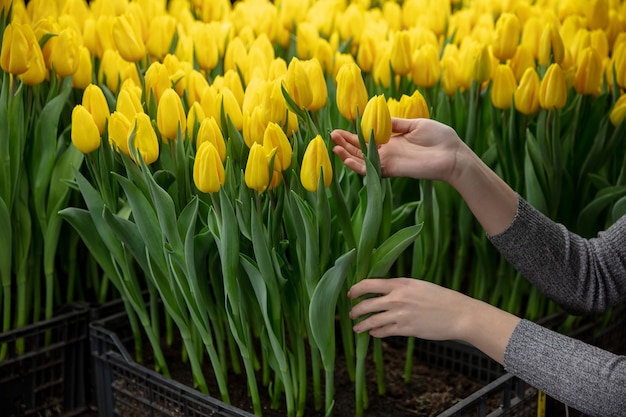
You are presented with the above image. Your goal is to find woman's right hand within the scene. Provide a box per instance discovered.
[330,118,469,184]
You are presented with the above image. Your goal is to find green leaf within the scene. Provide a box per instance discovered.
[578,186,626,235]
[369,224,423,278]
[0,197,11,286]
[524,135,548,215]
[611,196,626,222]
[309,249,356,369]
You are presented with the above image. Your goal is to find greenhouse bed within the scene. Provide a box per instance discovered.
[90,305,625,417]
[0,302,90,417]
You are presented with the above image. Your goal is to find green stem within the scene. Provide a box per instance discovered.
[354,331,370,417]
[403,337,415,383]
[373,337,385,395]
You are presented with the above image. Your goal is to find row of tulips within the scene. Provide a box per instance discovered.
[2,0,626,416]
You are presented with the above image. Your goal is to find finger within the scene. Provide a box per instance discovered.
[391,117,418,134]
[331,130,362,158]
[347,278,393,299]
[352,310,396,333]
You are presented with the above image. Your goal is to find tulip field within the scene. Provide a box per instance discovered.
[1,0,626,416]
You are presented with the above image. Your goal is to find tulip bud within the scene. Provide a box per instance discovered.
[539,63,567,110]
[94,16,115,59]
[146,15,177,61]
[411,43,441,88]
[357,32,377,73]
[514,67,540,115]
[296,21,319,60]
[609,93,626,127]
[72,46,93,89]
[15,25,47,86]
[335,62,369,121]
[71,105,101,154]
[200,85,219,120]
[192,23,219,72]
[285,57,313,110]
[144,61,171,104]
[360,94,392,145]
[224,37,249,79]
[113,13,146,63]
[116,86,144,122]
[186,102,206,141]
[47,27,79,77]
[492,13,521,61]
[157,88,187,142]
[538,23,565,66]
[194,142,225,194]
[243,107,268,148]
[302,58,327,111]
[613,43,626,90]
[520,16,542,59]
[97,49,124,94]
[574,47,602,95]
[197,117,226,162]
[509,44,535,83]
[373,46,393,89]
[245,143,270,193]
[108,111,132,156]
[262,122,292,172]
[471,42,492,84]
[223,69,245,108]
[585,0,609,31]
[390,30,412,76]
[399,90,430,119]
[1,23,31,75]
[82,84,110,136]
[440,54,459,97]
[130,113,159,165]
[491,64,517,110]
[217,87,243,131]
[300,135,332,192]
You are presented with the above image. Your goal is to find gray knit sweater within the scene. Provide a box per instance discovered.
[488,196,626,417]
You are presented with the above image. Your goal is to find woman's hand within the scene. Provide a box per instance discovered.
[348,278,521,364]
[331,118,467,183]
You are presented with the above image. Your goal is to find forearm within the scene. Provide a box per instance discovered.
[458,297,520,364]
[448,145,518,236]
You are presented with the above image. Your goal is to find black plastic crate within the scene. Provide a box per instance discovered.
[0,302,90,417]
[90,312,253,417]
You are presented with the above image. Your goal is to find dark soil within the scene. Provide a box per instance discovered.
[148,336,485,417]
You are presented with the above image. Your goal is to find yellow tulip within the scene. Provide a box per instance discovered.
[146,15,177,61]
[520,16,542,59]
[186,70,209,106]
[585,0,609,31]
[398,90,430,119]
[538,24,565,66]
[411,43,441,88]
[186,102,206,141]
[440,54,459,97]
[569,29,591,68]
[268,57,288,81]
[360,94,392,145]
[390,30,412,76]
[245,143,270,193]
[574,47,603,95]
[539,63,567,110]
[373,47,393,89]
[130,112,159,165]
[314,38,333,76]
[97,49,124,94]
[303,58,327,111]
[196,116,225,161]
[72,46,93,89]
[157,88,187,141]
[94,16,115,59]
[71,105,101,154]
[192,23,219,72]
[116,87,144,122]
[197,117,226,163]
[285,57,313,110]
[613,43,626,90]
[609,93,626,127]
[217,87,243,131]
[224,37,249,79]
[491,64,517,110]
[193,142,225,194]
[262,122,292,172]
[200,85,220,121]
[14,25,47,86]
[509,44,535,83]
[296,21,319,60]
[335,62,369,121]
[144,61,171,104]
[471,42,492,84]
[82,84,109,136]
[108,111,132,156]
[492,13,521,62]
[514,67,540,115]
[357,32,377,73]
[223,69,245,108]
[300,135,332,192]
[243,107,269,148]
[113,13,146,63]
[1,23,31,75]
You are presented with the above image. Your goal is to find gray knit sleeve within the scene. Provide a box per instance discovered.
[504,320,626,417]
[488,195,626,314]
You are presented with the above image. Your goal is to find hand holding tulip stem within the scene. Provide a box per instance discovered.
[330,117,518,237]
